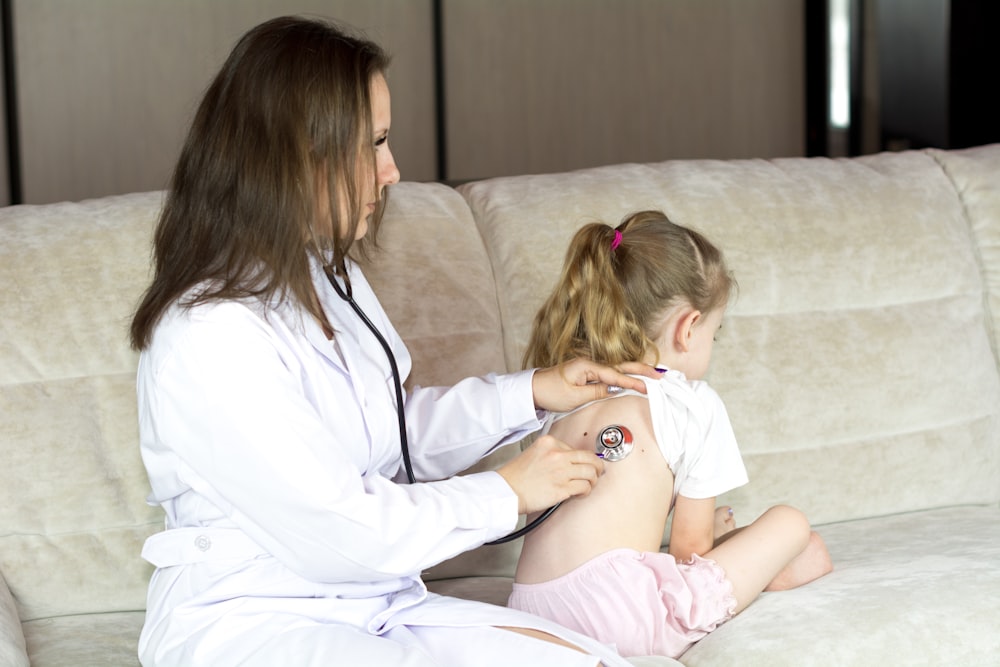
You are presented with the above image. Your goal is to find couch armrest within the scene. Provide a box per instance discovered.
[0,569,29,667]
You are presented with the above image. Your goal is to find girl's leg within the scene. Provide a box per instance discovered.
[765,529,833,592]
[405,624,606,667]
[500,627,600,666]
[704,504,812,614]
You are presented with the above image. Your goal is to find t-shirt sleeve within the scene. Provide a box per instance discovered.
[675,382,749,500]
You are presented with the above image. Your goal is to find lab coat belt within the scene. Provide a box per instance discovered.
[142,527,269,567]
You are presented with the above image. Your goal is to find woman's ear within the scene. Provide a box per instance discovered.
[674,309,702,352]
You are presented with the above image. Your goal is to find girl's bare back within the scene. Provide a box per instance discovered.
[514,394,676,584]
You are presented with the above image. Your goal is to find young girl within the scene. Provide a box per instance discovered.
[509,210,833,659]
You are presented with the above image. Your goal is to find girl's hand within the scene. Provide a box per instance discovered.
[531,358,659,413]
[496,435,605,514]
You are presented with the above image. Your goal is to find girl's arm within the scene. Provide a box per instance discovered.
[668,494,717,561]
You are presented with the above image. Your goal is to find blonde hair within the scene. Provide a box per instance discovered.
[524,210,735,369]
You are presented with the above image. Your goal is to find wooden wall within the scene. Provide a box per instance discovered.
[1,0,804,205]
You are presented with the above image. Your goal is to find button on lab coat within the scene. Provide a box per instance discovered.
[136,258,631,666]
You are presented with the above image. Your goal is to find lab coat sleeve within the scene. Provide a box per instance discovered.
[350,262,544,481]
[140,304,520,585]
[401,371,543,481]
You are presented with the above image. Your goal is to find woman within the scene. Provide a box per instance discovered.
[130,15,652,666]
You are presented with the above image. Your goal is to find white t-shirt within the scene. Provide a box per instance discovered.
[642,370,748,506]
[545,370,748,508]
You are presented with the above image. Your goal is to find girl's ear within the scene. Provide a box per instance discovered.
[674,309,702,352]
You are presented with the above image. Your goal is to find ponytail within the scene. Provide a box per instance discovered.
[523,222,650,369]
[523,210,734,370]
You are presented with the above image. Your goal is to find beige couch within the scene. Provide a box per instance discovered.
[2,144,999,667]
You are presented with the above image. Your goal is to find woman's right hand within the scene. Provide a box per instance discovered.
[496,435,605,515]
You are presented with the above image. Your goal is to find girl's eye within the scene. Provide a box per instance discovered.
[374,135,388,148]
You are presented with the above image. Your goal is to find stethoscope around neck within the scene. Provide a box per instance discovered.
[324,266,559,545]
[325,266,415,485]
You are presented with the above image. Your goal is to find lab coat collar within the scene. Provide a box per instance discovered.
[253,255,355,374]
[304,254,373,388]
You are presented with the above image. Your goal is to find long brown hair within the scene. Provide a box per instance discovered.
[524,210,735,369]
[130,16,390,350]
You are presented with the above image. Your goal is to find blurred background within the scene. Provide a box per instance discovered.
[1,0,996,205]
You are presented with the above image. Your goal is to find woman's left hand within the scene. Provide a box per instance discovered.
[531,358,660,413]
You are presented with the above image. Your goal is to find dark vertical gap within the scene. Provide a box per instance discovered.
[848,0,864,156]
[1,0,22,204]
[805,0,829,157]
[950,0,1000,149]
[432,0,447,182]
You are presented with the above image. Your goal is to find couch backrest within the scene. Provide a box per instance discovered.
[931,146,1000,373]
[4,147,998,616]
[0,192,164,621]
[0,182,513,619]
[459,145,1000,530]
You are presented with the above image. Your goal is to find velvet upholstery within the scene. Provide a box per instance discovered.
[0,569,27,667]
[458,149,1000,528]
[1,146,998,665]
[0,194,163,621]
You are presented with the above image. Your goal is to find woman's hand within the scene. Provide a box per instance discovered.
[531,358,660,413]
[496,435,605,514]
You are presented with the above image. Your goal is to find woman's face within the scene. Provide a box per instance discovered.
[354,73,400,241]
[317,72,400,242]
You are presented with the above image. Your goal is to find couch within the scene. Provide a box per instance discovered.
[2,144,999,666]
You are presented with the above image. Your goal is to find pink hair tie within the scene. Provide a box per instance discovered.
[610,229,623,251]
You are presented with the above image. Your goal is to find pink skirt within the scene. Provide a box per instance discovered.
[508,548,736,658]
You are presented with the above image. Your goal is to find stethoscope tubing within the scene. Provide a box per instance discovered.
[325,266,557,545]
[325,268,415,484]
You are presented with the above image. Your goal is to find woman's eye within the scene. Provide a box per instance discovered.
[374,135,388,148]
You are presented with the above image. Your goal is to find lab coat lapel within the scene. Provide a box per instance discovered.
[308,256,405,476]
[309,258,372,409]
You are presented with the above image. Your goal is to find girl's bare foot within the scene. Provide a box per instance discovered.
[714,506,736,539]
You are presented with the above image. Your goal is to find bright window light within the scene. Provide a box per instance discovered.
[830,0,851,129]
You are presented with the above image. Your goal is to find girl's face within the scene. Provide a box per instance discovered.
[680,306,725,380]
[316,73,400,242]
[652,305,725,380]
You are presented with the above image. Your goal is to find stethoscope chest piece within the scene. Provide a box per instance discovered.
[596,425,633,461]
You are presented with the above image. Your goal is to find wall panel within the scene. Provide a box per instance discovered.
[443,0,805,181]
[12,0,436,204]
[4,1,807,204]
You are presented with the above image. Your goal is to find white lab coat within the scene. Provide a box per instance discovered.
[136,257,631,666]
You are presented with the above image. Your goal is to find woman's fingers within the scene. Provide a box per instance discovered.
[496,436,605,514]
[532,358,658,412]
[616,360,663,380]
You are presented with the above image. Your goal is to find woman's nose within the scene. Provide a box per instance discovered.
[379,150,400,186]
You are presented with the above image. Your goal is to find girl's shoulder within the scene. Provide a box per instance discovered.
[644,371,726,419]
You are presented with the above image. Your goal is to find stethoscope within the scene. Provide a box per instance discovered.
[325,267,632,545]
